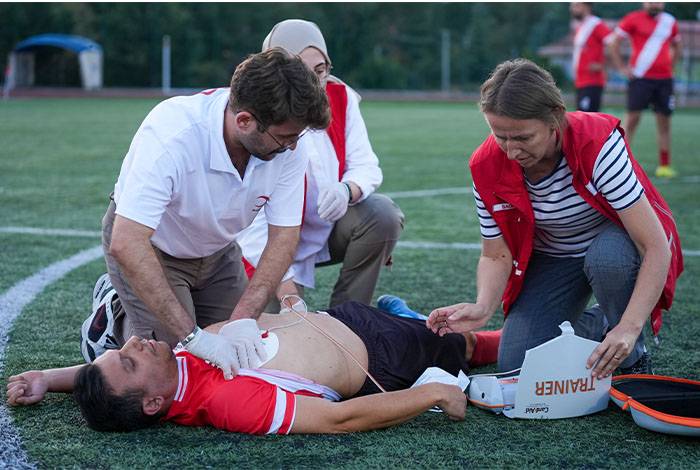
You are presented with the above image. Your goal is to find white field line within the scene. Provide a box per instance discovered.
[653,175,700,185]
[0,226,101,238]
[396,240,700,257]
[2,226,699,256]
[384,187,468,199]
[385,176,700,199]
[0,245,103,469]
[397,241,482,250]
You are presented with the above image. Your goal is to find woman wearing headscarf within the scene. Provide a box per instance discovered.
[237,19,404,310]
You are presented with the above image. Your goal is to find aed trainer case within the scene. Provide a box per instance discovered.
[610,374,700,437]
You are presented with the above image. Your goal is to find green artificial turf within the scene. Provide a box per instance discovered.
[1,97,699,468]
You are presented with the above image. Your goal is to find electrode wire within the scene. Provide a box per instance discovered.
[281,295,387,393]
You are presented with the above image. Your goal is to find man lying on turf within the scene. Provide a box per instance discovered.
[7,302,499,434]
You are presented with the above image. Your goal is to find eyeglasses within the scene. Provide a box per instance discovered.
[248,111,308,154]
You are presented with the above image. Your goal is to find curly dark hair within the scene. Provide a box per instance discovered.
[73,363,163,432]
[229,48,330,131]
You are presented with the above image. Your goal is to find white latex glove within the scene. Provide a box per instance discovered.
[184,328,240,380]
[317,182,350,222]
[219,319,268,370]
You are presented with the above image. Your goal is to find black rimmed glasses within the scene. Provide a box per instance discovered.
[248,110,308,154]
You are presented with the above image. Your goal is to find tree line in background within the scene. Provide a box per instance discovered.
[1,3,698,90]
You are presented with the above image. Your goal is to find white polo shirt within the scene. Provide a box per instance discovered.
[236,83,383,288]
[113,88,308,259]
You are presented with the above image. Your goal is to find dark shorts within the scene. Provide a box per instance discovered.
[576,86,603,112]
[628,78,674,115]
[326,301,469,397]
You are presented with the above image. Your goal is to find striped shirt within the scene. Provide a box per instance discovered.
[473,129,644,257]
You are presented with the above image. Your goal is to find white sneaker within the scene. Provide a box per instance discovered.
[81,274,120,363]
[92,273,113,312]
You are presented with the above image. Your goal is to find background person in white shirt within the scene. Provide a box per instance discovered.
[237,19,405,310]
[92,49,330,378]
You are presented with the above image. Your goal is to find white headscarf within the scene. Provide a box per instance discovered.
[262,19,361,100]
[262,19,331,64]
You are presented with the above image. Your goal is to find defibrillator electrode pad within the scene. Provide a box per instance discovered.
[258,331,279,367]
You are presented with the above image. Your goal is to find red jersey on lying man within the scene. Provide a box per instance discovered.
[164,352,341,435]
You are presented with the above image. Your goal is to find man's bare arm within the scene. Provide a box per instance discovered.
[670,39,681,67]
[7,365,84,406]
[609,34,630,78]
[110,215,194,340]
[291,383,466,434]
[230,224,300,321]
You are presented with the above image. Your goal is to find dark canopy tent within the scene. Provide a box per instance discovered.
[3,34,103,97]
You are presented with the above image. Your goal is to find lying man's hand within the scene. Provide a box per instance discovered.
[6,371,48,406]
[435,383,467,421]
[184,328,244,379]
[219,319,268,370]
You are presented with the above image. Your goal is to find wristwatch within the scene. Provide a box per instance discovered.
[178,326,201,349]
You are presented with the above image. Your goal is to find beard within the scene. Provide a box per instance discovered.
[239,133,279,161]
[572,12,584,21]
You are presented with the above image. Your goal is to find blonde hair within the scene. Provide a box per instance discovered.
[479,59,567,131]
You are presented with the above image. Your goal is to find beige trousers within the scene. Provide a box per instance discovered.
[321,193,405,307]
[102,200,248,347]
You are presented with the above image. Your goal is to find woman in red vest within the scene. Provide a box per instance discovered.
[427,59,682,379]
[237,19,404,310]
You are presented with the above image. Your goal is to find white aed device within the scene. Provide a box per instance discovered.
[467,321,612,419]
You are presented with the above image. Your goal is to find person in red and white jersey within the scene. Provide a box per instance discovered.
[570,3,613,112]
[236,19,405,311]
[7,302,503,434]
[610,2,682,178]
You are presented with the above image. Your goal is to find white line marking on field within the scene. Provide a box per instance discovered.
[397,241,700,257]
[0,227,101,238]
[2,225,699,257]
[384,187,469,198]
[653,175,700,184]
[384,176,699,198]
[0,245,103,469]
[397,240,482,250]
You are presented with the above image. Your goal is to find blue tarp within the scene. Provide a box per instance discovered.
[13,34,102,53]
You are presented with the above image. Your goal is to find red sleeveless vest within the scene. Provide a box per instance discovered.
[469,111,683,334]
[324,81,348,178]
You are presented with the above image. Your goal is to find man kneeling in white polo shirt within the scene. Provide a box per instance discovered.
[88,49,330,379]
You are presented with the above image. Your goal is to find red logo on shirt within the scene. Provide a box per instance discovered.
[253,195,270,212]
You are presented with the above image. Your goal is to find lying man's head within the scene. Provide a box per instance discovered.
[73,336,178,432]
